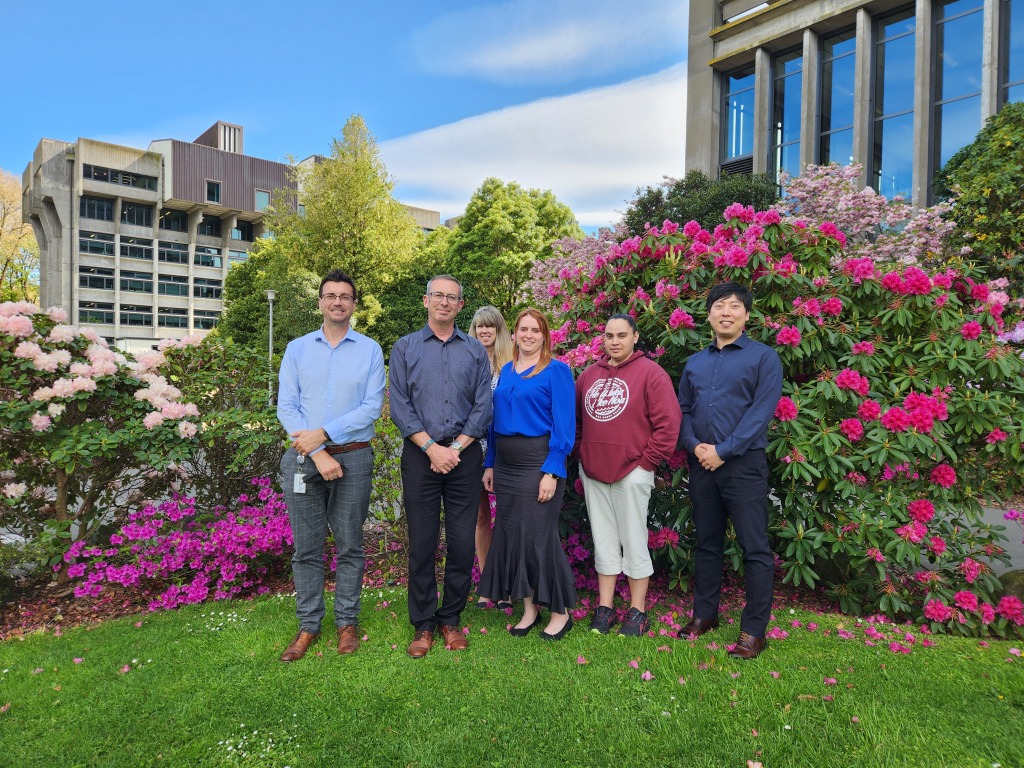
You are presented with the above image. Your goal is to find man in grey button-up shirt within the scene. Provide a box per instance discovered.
[389,275,493,658]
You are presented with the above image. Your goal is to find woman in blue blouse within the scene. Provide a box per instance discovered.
[480,308,577,640]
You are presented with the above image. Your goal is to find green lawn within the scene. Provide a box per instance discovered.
[0,589,1021,768]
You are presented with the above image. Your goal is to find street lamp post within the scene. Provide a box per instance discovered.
[265,289,276,405]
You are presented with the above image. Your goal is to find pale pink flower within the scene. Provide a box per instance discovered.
[14,341,41,359]
[47,325,78,344]
[177,421,198,438]
[143,412,165,430]
[30,413,52,431]
[47,307,68,323]
[2,482,27,498]
[640,670,654,681]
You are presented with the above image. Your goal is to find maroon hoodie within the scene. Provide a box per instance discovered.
[575,350,682,484]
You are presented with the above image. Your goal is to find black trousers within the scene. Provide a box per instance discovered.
[401,440,482,631]
[687,448,774,637]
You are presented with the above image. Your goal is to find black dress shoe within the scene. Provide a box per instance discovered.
[540,616,573,641]
[680,616,719,639]
[729,631,767,660]
[509,613,542,637]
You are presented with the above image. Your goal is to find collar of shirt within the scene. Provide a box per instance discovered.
[314,325,360,348]
[708,332,750,353]
[418,324,469,344]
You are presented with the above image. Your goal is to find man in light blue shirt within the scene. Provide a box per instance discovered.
[276,269,385,662]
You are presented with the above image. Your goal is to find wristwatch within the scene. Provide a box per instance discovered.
[451,440,464,453]
[544,472,558,480]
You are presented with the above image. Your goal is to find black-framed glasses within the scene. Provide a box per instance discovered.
[321,293,355,303]
[427,291,461,304]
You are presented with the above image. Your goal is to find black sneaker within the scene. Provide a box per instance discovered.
[589,605,616,634]
[618,608,649,637]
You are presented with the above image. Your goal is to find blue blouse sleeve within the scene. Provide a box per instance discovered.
[542,361,576,477]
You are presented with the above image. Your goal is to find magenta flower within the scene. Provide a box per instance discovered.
[858,400,882,421]
[906,499,936,524]
[960,557,983,584]
[895,522,927,544]
[986,428,1009,444]
[774,397,798,422]
[839,418,864,442]
[668,308,695,330]
[628,659,639,669]
[960,321,983,340]
[577,655,588,665]
[997,595,1024,625]
[823,677,837,685]
[776,326,802,347]
[928,536,947,555]
[923,600,953,622]
[929,464,956,488]
[641,670,654,681]
[821,297,843,316]
[953,591,979,612]
[835,368,870,396]
[851,341,875,356]
[880,407,910,432]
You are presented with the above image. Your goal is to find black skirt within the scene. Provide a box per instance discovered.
[479,435,577,614]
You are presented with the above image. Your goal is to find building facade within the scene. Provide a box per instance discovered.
[22,122,292,351]
[686,0,1023,205]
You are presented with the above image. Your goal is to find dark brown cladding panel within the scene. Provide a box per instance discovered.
[169,140,294,212]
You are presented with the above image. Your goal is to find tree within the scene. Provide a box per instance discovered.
[446,178,583,316]
[219,116,421,350]
[938,102,1024,287]
[0,170,39,302]
[622,170,778,237]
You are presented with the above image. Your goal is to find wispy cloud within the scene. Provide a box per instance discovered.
[381,64,687,229]
[411,0,688,84]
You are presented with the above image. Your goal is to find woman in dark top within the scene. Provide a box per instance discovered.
[480,308,577,640]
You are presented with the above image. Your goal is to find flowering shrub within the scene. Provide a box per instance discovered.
[58,479,291,610]
[536,202,1024,636]
[0,303,198,564]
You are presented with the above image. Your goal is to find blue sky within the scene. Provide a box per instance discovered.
[2,0,689,228]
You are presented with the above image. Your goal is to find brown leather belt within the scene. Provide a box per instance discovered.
[324,441,371,455]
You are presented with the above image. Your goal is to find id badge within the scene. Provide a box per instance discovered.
[293,454,307,494]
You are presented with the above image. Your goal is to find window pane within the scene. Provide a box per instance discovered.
[936,7,984,101]
[938,0,983,18]
[821,55,856,133]
[873,112,916,199]
[823,29,856,59]
[1009,81,1024,103]
[876,33,917,117]
[821,127,855,166]
[255,190,270,212]
[1009,0,1024,88]
[935,95,982,168]
[878,9,916,41]
[774,69,802,145]
[775,142,803,180]
[726,88,756,158]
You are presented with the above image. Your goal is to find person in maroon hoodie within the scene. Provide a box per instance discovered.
[575,314,681,636]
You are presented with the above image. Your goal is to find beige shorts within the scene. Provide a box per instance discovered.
[580,464,656,579]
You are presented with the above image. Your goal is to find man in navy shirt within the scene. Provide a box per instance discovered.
[389,275,493,658]
[277,270,385,662]
[677,282,783,659]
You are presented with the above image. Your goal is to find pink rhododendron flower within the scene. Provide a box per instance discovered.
[923,600,953,622]
[821,297,843,316]
[835,369,870,396]
[839,418,864,441]
[851,341,875,356]
[866,547,884,562]
[668,308,695,330]
[997,595,1024,625]
[30,413,52,431]
[776,326,802,347]
[143,412,165,430]
[980,604,996,624]
[641,670,654,681]
[895,522,927,544]
[774,397,798,422]
[858,400,882,421]
[960,558,983,584]
[960,321,983,340]
[928,536,947,556]
[954,591,979,612]
[3,482,27,498]
[907,500,936,523]
[880,407,910,432]
[929,464,956,488]
[986,428,1009,443]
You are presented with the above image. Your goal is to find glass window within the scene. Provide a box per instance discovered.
[121,202,153,228]
[158,307,189,329]
[120,237,153,261]
[82,164,109,183]
[80,195,114,221]
[120,304,153,327]
[193,277,223,299]
[79,301,114,324]
[159,209,189,232]
[771,49,803,182]
[1005,0,1024,103]
[934,1,984,175]
[872,8,917,199]
[194,246,223,268]
[819,28,857,164]
[198,215,221,237]
[723,67,756,160]
[120,270,153,293]
[83,164,157,191]
[158,274,189,296]
[206,180,221,203]
[158,241,189,264]
[194,309,221,330]
[79,266,114,290]
[231,220,254,241]
[228,250,249,264]
[80,231,115,256]
[255,189,270,212]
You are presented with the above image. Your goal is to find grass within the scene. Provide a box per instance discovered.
[0,589,1021,768]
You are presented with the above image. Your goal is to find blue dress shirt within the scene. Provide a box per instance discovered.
[677,333,783,460]
[485,359,576,477]
[277,325,386,454]
[388,325,493,441]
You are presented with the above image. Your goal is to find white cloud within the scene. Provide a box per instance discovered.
[412,0,688,84]
[382,64,688,230]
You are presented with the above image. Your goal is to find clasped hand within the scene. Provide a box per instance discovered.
[694,443,724,472]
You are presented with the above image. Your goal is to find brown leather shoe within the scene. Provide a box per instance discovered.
[680,616,719,638]
[337,625,360,655]
[439,624,468,651]
[729,631,767,660]
[279,630,320,662]
[407,629,434,658]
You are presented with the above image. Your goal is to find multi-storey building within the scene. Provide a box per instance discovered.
[686,0,1023,205]
[22,122,292,351]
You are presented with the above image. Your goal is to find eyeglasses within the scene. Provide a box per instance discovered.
[427,292,462,304]
[321,293,354,303]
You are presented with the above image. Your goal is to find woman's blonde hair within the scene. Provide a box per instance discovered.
[512,307,553,379]
[469,305,513,374]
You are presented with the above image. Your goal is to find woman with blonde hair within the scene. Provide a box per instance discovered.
[480,308,577,640]
[468,305,513,607]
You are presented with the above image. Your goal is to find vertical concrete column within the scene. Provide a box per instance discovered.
[685,1,720,176]
[801,27,820,173]
[65,147,78,325]
[852,9,873,191]
[912,0,933,206]
[981,0,1001,117]
[753,47,772,175]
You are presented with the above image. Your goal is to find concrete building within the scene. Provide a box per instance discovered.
[22,124,444,352]
[685,0,1023,205]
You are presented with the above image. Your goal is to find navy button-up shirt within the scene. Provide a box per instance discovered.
[389,324,493,441]
[677,333,783,460]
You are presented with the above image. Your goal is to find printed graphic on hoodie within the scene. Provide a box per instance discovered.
[584,377,629,422]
